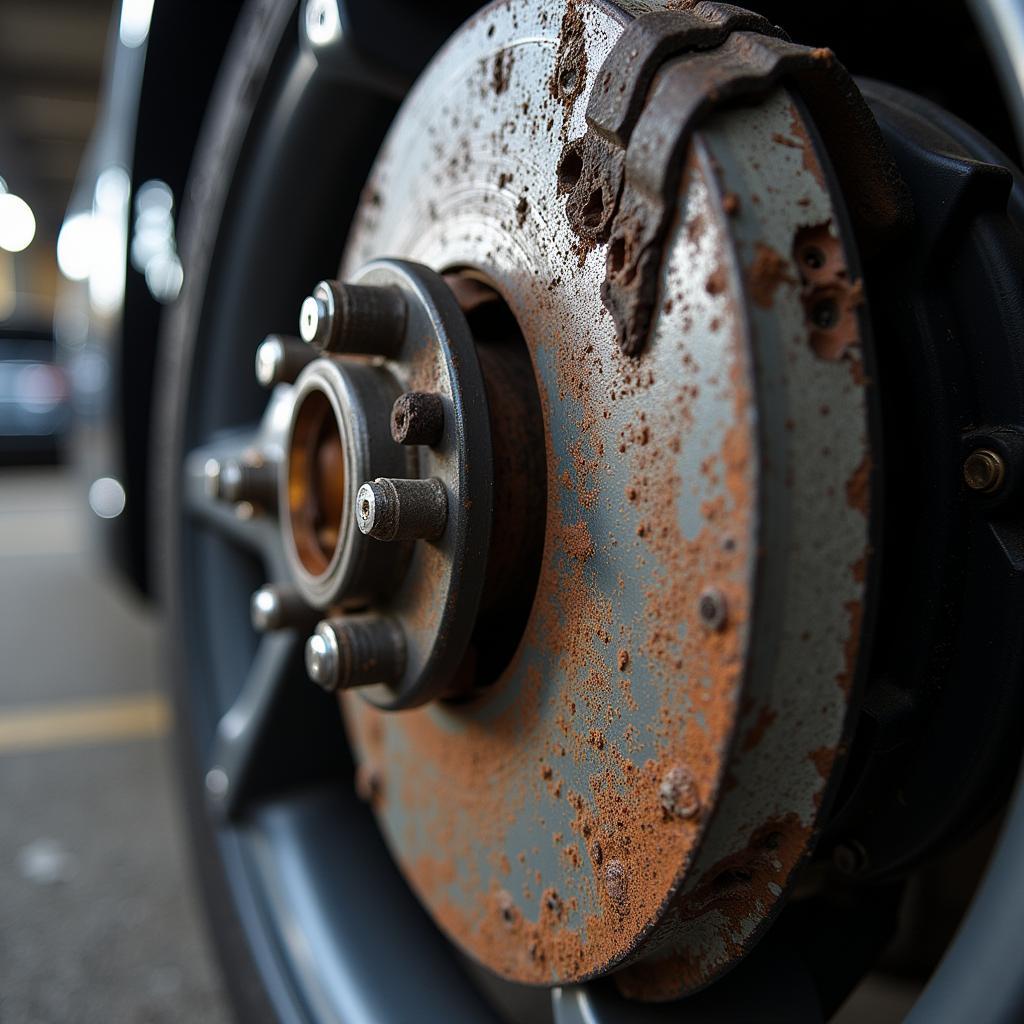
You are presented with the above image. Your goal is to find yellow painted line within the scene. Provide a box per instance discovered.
[0,693,172,755]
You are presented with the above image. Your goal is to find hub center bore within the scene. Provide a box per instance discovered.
[286,387,345,576]
[253,259,545,709]
[280,353,407,610]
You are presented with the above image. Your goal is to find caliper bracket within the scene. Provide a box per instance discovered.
[559,2,910,356]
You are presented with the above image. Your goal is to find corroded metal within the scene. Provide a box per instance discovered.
[560,5,907,356]
[339,0,875,998]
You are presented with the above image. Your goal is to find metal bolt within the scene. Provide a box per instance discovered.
[963,447,1006,494]
[698,587,728,631]
[203,458,223,499]
[250,584,316,633]
[255,334,316,387]
[204,767,229,799]
[391,391,445,446]
[304,615,406,691]
[659,765,701,819]
[832,840,869,876]
[212,456,277,508]
[298,279,406,355]
[356,477,447,542]
[604,859,629,912]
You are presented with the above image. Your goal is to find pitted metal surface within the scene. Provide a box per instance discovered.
[339,0,873,997]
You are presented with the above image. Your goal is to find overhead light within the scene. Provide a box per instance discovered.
[0,192,36,253]
[119,0,155,48]
[57,212,95,280]
[89,167,130,314]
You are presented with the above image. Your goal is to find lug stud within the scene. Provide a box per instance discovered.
[391,391,445,446]
[250,584,317,632]
[255,334,316,387]
[211,455,277,508]
[356,477,447,542]
[298,279,406,355]
[305,616,406,691]
[205,454,276,508]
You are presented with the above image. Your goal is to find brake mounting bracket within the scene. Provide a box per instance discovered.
[559,1,910,355]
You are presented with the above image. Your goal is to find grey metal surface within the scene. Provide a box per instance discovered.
[339,0,870,994]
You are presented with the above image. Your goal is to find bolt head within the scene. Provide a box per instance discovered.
[305,624,340,690]
[255,337,285,387]
[356,481,382,537]
[659,765,700,819]
[218,459,245,503]
[205,766,229,798]
[299,293,330,346]
[391,391,445,446]
[698,587,728,631]
[250,587,280,632]
[832,841,868,876]
[964,448,1006,494]
[203,458,222,499]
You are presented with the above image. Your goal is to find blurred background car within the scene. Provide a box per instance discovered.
[3,1,1024,1023]
[0,327,69,463]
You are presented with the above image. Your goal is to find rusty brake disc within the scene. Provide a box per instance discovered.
[323,0,882,998]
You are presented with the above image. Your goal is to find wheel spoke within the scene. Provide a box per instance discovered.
[205,631,303,821]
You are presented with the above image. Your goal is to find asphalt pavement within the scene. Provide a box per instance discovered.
[0,467,230,1024]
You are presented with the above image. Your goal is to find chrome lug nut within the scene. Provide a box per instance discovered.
[255,334,316,387]
[250,584,316,632]
[305,616,406,691]
[356,477,447,542]
[391,391,445,446]
[298,279,406,355]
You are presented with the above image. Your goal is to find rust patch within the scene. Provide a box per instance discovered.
[491,48,515,96]
[747,242,793,309]
[615,814,811,1000]
[550,0,588,120]
[705,265,727,296]
[793,222,864,361]
[845,454,870,517]
[740,705,777,753]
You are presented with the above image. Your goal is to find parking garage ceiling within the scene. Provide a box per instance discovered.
[0,0,115,242]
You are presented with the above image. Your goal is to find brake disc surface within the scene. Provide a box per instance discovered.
[340,0,872,996]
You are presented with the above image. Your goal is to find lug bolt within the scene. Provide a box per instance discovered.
[356,477,447,542]
[250,584,316,632]
[305,615,406,691]
[210,455,277,508]
[963,447,1006,494]
[698,587,728,631]
[391,391,445,446]
[255,334,316,387]
[832,840,869,876]
[298,279,406,355]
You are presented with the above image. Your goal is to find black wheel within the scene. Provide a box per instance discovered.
[155,2,1024,1021]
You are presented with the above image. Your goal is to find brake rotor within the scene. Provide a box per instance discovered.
[339,0,873,998]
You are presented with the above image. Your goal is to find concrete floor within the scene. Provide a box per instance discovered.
[0,467,922,1023]
[0,468,230,1024]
